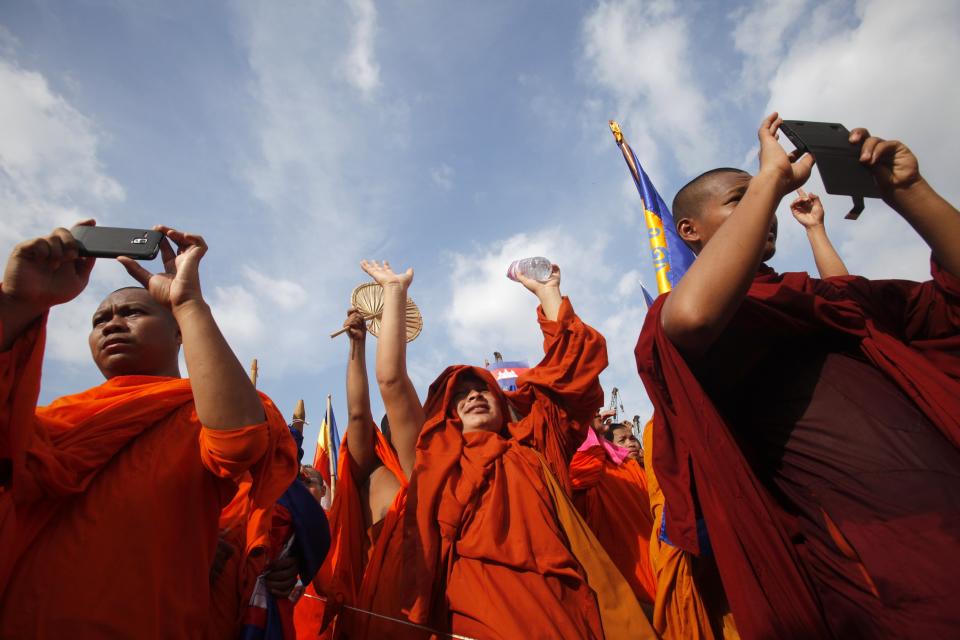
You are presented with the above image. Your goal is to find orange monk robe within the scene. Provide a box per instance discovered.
[401,298,655,640]
[570,429,657,605]
[643,421,738,640]
[0,318,298,638]
[294,426,406,639]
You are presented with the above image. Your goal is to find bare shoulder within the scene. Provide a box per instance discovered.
[367,464,402,524]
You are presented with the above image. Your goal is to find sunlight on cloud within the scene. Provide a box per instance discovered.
[0,46,127,371]
[223,1,405,378]
[343,0,381,98]
[582,0,718,175]
[0,55,124,252]
[242,266,309,312]
[730,0,809,92]
[430,163,455,191]
[759,0,960,282]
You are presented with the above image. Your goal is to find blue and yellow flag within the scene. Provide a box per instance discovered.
[609,121,695,294]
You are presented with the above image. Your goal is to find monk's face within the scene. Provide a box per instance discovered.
[681,171,778,261]
[611,425,641,461]
[301,467,326,504]
[452,376,503,434]
[89,288,181,379]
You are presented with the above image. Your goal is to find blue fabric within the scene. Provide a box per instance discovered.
[288,425,305,463]
[278,479,331,582]
[641,284,656,309]
[659,503,712,557]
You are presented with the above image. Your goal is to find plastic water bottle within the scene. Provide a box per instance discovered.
[506,257,553,282]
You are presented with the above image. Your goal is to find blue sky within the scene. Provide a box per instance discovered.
[2,0,958,462]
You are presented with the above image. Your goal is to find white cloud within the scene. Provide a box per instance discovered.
[582,0,718,175]
[730,0,809,91]
[0,55,124,253]
[615,269,642,297]
[342,0,381,98]
[222,1,406,377]
[243,266,309,312]
[0,46,127,371]
[761,0,960,281]
[430,163,454,191]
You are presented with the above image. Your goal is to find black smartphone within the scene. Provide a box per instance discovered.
[779,120,882,199]
[70,226,163,260]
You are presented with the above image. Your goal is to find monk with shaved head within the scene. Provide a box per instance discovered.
[0,222,297,637]
[637,113,960,638]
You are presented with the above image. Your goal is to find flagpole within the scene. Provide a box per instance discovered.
[326,394,336,499]
[609,120,673,295]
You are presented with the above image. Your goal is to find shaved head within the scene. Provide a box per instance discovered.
[672,168,750,224]
[672,168,771,257]
[89,287,181,379]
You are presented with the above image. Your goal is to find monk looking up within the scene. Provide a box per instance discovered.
[0,223,297,637]
[362,260,654,639]
[571,417,657,608]
[606,420,642,461]
[637,113,960,639]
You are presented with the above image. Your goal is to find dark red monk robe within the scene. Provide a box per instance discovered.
[635,260,960,639]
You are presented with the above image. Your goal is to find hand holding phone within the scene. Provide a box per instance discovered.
[70,225,164,260]
[848,128,922,193]
[779,120,882,219]
[3,221,98,314]
[118,226,208,310]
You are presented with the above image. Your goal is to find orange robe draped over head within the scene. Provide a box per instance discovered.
[570,432,657,605]
[294,425,407,639]
[0,318,298,638]
[400,298,654,640]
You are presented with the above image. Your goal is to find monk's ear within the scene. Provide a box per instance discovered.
[676,217,701,246]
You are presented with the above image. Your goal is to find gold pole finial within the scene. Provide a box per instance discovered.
[608,120,624,144]
[249,359,259,387]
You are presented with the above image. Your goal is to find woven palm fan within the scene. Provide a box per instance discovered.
[330,282,423,342]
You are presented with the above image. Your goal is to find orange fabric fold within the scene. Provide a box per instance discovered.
[643,422,738,640]
[537,452,657,639]
[0,317,297,638]
[571,444,657,605]
[294,425,406,639]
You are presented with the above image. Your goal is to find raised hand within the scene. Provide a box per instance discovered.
[757,112,816,196]
[343,307,368,342]
[849,128,922,194]
[2,221,97,316]
[790,189,825,229]
[516,263,562,322]
[118,226,207,310]
[515,263,561,296]
[360,259,413,290]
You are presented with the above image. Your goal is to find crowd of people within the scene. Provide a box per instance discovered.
[1,114,958,639]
